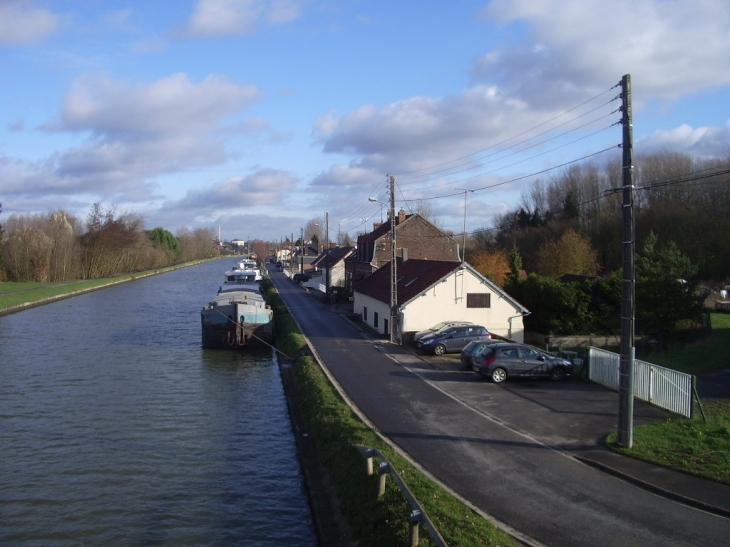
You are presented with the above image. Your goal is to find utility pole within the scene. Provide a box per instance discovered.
[300,227,304,274]
[389,175,398,344]
[618,74,636,448]
[458,189,474,263]
[325,212,330,294]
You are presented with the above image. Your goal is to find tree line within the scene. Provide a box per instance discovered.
[0,203,218,283]
[464,150,729,338]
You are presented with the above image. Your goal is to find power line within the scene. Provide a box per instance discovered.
[402,145,620,203]
[398,102,621,186]
[394,84,620,180]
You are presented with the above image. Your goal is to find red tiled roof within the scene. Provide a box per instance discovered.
[354,259,462,305]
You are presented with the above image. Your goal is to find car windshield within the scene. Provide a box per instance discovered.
[430,322,450,331]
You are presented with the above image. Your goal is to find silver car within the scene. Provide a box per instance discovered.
[417,325,490,355]
[413,320,474,343]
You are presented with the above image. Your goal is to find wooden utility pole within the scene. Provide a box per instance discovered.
[618,74,635,448]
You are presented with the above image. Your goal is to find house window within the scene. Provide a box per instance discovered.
[374,312,379,329]
[384,318,389,336]
[363,307,368,321]
[467,293,491,308]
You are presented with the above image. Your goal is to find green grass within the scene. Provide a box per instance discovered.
[0,278,130,309]
[0,261,214,312]
[607,400,730,485]
[606,312,730,485]
[264,281,515,547]
[641,313,730,375]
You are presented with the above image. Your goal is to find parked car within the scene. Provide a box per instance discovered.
[413,320,474,343]
[472,342,573,383]
[460,338,500,369]
[293,272,310,282]
[417,325,490,355]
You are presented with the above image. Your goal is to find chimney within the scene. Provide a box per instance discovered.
[398,209,406,223]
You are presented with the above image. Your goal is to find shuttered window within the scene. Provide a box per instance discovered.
[467,293,491,308]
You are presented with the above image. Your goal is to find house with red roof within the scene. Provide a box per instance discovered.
[353,258,529,344]
[345,210,461,295]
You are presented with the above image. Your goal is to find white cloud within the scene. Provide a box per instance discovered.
[0,0,59,45]
[478,0,730,104]
[57,72,260,138]
[1,72,266,202]
[313,84,554,175]
[183,0,301,37]
[164,168,297,210]
[638,120,730,158]
[310,163,383,188]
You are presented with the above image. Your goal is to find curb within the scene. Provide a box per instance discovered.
[574,455,730,519]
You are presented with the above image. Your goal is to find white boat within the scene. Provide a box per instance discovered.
[201,269,274,349]
[229,258,262,281]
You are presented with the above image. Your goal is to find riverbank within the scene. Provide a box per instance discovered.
[0,260,215,316]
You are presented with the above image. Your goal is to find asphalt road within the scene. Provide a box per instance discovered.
[271,271,730,547]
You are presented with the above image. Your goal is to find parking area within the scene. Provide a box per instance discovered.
[403,345,670,451]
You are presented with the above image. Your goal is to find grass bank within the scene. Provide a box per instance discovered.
[264,280,516,547]
[606,312,730,485]
[0,260,215,313]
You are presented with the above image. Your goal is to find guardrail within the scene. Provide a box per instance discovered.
[354,446,448,547]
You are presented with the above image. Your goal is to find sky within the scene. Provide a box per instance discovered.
[1,0,729,244]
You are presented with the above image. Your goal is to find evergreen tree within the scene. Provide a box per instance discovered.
[635,231,706,335]
[505,244,523,287]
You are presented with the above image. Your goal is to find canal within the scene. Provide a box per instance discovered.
[0,259,318,546]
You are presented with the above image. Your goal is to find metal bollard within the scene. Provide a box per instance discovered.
[409,509,422,546]
[378,461,389,497]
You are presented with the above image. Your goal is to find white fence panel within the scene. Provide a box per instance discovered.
[588,347,694,418]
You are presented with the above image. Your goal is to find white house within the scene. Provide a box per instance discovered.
[353,259,529,343]
[307,246,355,293]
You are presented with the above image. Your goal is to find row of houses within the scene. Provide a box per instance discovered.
[298,210,529,345]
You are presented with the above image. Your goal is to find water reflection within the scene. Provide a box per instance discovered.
[0,261,316,546]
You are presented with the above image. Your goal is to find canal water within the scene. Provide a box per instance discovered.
[0,260,318,546]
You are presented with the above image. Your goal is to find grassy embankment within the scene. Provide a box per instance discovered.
[606,312,730,485]
[265,280,516,547]
[0,261,212,312]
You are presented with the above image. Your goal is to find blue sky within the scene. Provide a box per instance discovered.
[1,0,729,243]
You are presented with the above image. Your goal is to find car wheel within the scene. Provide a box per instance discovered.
[549,366,566,381]
[433,344,446,356]
[491,367,507,383]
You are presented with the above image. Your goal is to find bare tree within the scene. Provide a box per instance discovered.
[3,226,53,281]
[79,204,145,278]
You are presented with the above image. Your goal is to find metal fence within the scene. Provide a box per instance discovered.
[588,347,695,418]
